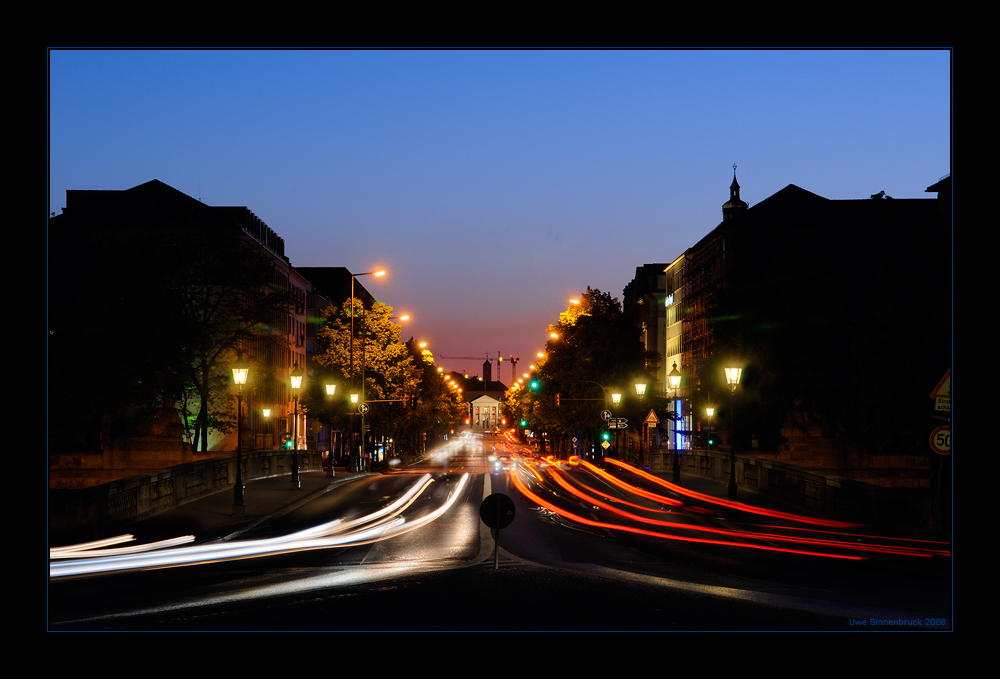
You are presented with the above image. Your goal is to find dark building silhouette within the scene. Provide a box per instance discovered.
[653,173,951,484]
[49,180,313,484]
[623,263,669,384]
[295,267,378,312]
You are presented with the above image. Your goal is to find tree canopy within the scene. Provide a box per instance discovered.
[314,299,417,402]
[307,304,466,457]
[505,287,658,452]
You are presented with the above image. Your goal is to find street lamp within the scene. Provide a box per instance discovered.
[232,355,249,515]
[635,382,647,468]
[725,367,742,500]
[290,363,303,489]
[668,362,682,482]
[706,406,715,451]
[350,269,385,472]
[325,383,337,477]
[260,407,271,451]
[610,392,622,458]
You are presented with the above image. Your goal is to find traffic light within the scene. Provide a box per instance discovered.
[555,393,560,407]
[602,431,610,441]
[530,380,539,390]
[520,419,527,427]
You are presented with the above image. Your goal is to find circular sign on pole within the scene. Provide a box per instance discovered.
[358,403,369,414]
[929,426,951,455]
[480,493,515,530]
[601,410,612,422]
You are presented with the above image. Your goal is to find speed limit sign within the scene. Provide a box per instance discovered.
[930,426,951,455]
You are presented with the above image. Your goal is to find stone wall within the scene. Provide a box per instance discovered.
[49,449,322,544]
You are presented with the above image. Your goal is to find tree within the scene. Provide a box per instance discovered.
[48,219,291,453]
[169,226,293,451]
[506,288,657,454]
[313,299,419,452]
[315,299,416,399]
[399,339,466,455]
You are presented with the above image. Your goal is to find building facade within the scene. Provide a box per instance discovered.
[49,179,305,470]
[651,172,950,482]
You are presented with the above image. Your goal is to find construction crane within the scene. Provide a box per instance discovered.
[440,351,519,385]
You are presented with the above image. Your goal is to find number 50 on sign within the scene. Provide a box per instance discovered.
[930,426,950,455]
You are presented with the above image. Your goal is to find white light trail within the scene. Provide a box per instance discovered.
[50,473,468,580]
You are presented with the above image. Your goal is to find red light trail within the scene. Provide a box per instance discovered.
[507,455,950,561]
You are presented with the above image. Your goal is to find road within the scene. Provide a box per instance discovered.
[49,432,951,630]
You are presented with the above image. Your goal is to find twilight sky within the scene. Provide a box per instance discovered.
[48,49,951,382]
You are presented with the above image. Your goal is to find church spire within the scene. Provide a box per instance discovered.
[722,164,748,221]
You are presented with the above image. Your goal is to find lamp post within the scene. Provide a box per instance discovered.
[668,362,682,482]
[350,270,385,472]
[706,406,715,451]
[350,392,360,471]
[635,382,647,467]
[290,363,303,489]
[325,383,337,477]
[610,392,622,457]
[232,355,249,515]
[725,367,742,500]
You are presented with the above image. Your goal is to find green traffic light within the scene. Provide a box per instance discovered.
[530,381,539,390]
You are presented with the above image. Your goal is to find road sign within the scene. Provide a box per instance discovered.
[601,441,611,449]
[480,493,516,570]
[644,409,659,425]
[608,418,628,429]
[601,410,612,421]
[358,403,369,414]
[480,493,516,530]
[929,426,951,455]
[930,371,950,413]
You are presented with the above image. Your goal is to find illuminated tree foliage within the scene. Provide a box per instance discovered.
[401,339,467,449]
[505,287,657,454]
[313,300,421,454]
[315,299,417,401]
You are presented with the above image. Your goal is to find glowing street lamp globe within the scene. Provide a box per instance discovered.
[232,356,250,387]
[725,367,742,391]
[668,363,682,392]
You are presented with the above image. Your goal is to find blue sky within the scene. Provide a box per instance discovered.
[48,49,951,380]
